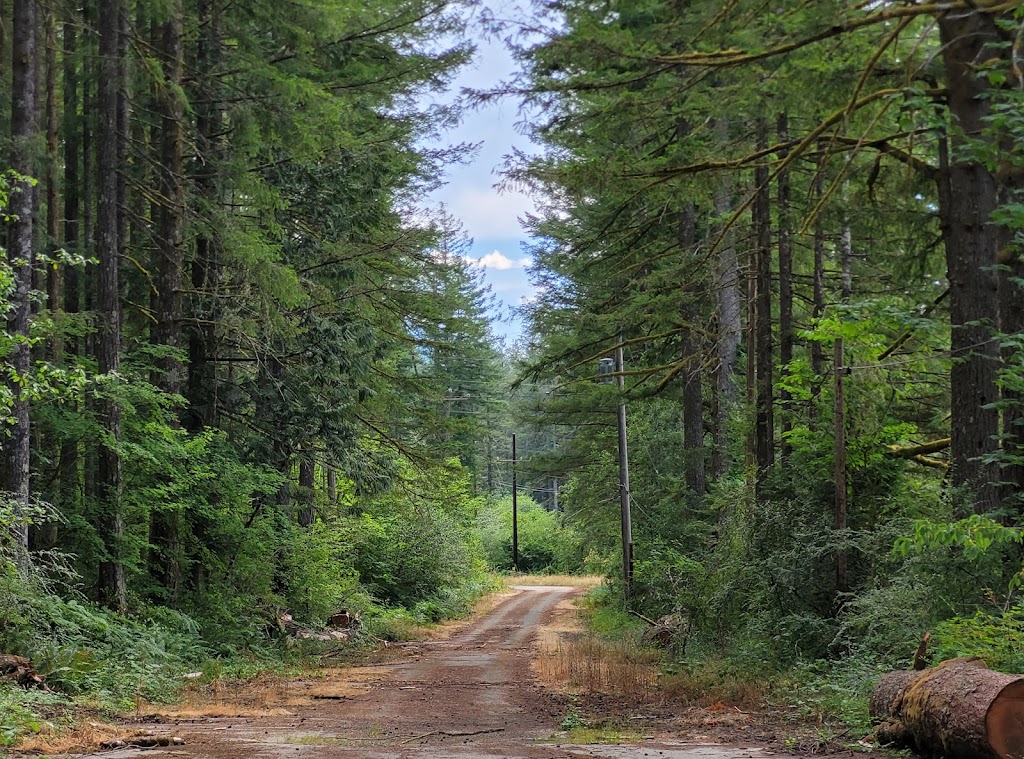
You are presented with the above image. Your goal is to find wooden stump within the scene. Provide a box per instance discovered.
[870,657,1024,759]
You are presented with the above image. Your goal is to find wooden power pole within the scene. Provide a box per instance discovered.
[512,433,519,572]
[615,344,633,604]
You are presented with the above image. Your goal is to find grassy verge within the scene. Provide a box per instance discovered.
[533,582,885,754]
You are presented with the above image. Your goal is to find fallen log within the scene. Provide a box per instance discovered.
[870,657,1024,759]
[100,736,185,749]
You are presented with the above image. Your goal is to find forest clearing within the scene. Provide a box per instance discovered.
[4,0,1024,756]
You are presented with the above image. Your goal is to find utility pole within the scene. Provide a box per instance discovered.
[614,343,633,605]
[512,433,519,572]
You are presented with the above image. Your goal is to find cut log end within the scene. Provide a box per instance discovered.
[987,680,1024,759]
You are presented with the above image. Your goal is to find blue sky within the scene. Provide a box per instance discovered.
[424,6,539,344]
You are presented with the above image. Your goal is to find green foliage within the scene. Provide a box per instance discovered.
[352,459,487,611]
[0,686,70,747]
[475,495,583,573]
[932,607,1024,672]
[782,658,890,730]
[581,584,646,642]
[1,504,205,719]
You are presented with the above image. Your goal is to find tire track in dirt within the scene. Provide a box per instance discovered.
[74,585,795,759]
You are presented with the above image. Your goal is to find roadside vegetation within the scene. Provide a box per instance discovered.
[4,0,1024,755]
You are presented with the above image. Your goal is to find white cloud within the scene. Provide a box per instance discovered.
[466,249,533,270]
[447,187,535,240]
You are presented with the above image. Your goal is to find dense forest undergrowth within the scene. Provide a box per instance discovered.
[4,0,1024,753]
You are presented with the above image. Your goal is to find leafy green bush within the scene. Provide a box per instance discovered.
[932,607,1024,672]
[352,458,489,609]
[475,495,583,573]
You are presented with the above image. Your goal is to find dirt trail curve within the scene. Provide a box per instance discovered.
[79,585,785,759]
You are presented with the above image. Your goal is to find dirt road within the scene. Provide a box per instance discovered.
[87,586,785,759]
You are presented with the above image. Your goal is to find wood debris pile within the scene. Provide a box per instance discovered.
[0,654,46,689]
[271,609,361,643]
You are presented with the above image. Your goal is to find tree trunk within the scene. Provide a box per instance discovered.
[327,468,337,504]
[777,113,793,463]
[186,0,221,431]
[59,8,80,516]
[679,201,705,500]
[146,0,186,602]
[713,174,740,478]
[81,0,97,508]
[298,457,315,526]
[834,338,848,595]
[153,0,184,396]
[4,0,39,548]
[870,658,1024,759]
[44,4,58,326]
[96,0,126,611]
[937,10,1003,514]
[834,222,853,595]
[996,107,1024,504]
[753,124,774,498]
[810,166,826,426]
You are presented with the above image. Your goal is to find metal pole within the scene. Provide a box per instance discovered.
[512,433,519,572]
[615,343,633,604]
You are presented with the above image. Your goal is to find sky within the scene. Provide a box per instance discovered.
[424,6,540,345]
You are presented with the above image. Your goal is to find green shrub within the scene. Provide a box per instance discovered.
[475,495,583,573]
[932,607,1024,672]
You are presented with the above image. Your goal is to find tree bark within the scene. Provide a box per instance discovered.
[4,0,39,548]
[753,123,774,498]
[712,170,741,478]
[870,658,1024,759]
[937,10,1003,514]
[834,338,848,595]
[777,113,793,463]
[810,165,826,425]
[186,0,222,431]
[153,0,184,396]
[81,0,96,508]
[44,3,58,325]
[679,201,705,500]
[146,0,187,601]
[298,456,315,526]
[96,0,126,611]
[834,222,853,595]
[59,7,80,516]
[327,468,337,504]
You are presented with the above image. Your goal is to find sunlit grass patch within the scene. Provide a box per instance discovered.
[505,574,603,587]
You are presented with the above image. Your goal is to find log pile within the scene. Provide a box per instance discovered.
[268,610,361,642]
[0,654,46,689]
[870,657,1024,759]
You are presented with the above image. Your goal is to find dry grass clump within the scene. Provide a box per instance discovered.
[534,633,661,699]
[14,721,133,754]
[530,590,765,712]
[531,589,660,700]
[137,666,384,719]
